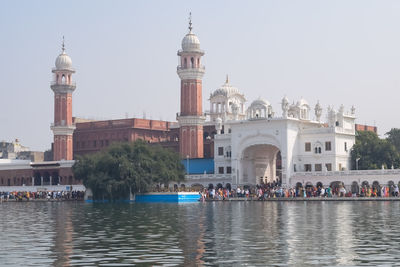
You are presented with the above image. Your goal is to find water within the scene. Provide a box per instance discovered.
[1,201,400,266]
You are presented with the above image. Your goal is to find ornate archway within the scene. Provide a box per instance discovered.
[240,144,281,185]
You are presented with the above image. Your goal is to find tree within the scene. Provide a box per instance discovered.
[386,128,400,153]
[350,131,400,170]
[73,140,185,200]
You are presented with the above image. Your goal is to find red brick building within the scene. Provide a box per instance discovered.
[355,124,378,134]
[72,117,215,159]
[0,160,80,187]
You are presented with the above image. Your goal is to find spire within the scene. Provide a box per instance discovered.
[188,12,193,32]
[225,74,229,84]
[61,36,65,53]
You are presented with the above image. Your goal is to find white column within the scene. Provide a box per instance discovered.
[41,176,43,186]
[31,176,34,186]
[50,176,52,186]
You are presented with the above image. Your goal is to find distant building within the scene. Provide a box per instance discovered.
[0,139,44,162]
[0,159,80,188]
[355,124,378,134]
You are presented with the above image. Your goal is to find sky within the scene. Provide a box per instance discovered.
[1,0,400,151]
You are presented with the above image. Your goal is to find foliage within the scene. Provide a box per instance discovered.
[350,131,400,170]
[73,140,185,200]
[385,128,400,153]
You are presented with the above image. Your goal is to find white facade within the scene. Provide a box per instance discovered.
[192,89,358,187]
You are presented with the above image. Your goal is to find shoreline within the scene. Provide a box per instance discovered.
[0,199,83,202]
[3,197,400,202]
[206,197,400,202]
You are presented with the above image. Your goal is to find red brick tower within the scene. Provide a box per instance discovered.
[177,15,206,158]
[50,38,76,161]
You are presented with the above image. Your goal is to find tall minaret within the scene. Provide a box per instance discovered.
[50,37,76,161]
[177,14,206,158]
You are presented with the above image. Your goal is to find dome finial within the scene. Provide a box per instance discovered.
[226,74,229,84]
[62,36,65,53]
[188,12,193,32]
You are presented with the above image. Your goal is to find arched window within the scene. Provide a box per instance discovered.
[184,58,187,68]
[197,58,200,66]
[191,57,194,68]
[61,74,66,84]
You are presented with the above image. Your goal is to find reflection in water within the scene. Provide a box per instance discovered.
[1,201,400,266]
[52,202,74,267]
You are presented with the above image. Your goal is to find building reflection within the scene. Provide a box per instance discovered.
[51,203,74,267]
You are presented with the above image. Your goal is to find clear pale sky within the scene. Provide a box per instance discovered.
[1,0,400,151]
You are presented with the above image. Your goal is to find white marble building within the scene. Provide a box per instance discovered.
[191,78,360,188]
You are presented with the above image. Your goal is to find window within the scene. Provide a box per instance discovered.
[325,141,331,151]
[294,164,297,172]
[305,142,311,152]
[218,147,224,156]
[315,164,322,171]
[304,164,312,172]
[314,147,322,154]
[326,163,332,171]
[344,142,348,152]
[339,163,342,171]
[218,167,224,174]
[227,167,232,174]
[93,140,97,147]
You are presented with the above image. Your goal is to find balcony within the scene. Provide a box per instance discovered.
[50,81,76,87]
[177,65,205,71]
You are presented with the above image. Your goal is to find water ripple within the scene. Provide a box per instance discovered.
[1,201,400,266]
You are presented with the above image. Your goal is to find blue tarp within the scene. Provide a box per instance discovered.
[182,158,214,174]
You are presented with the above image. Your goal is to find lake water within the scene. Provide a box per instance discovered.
[1,201,400,266]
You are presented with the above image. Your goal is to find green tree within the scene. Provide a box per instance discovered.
[73,140,185,200]
[386,128,400,152]
[350,131,400,170]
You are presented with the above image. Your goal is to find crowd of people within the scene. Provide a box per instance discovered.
[199,182,400,201]
[0,190,85,201]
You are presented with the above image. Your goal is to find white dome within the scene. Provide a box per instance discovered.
[211,81,241,98]
[181,32,201,51]
[296,98,309,107]
[251,98,270,107]
[55,51,73,70]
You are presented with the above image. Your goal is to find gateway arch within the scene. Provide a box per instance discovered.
[234,133,284,186]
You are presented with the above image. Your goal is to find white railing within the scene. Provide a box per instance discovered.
[186,174,232,180]
[50,81,76,86]
[292,169,400,177]
[177,65,205,71]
